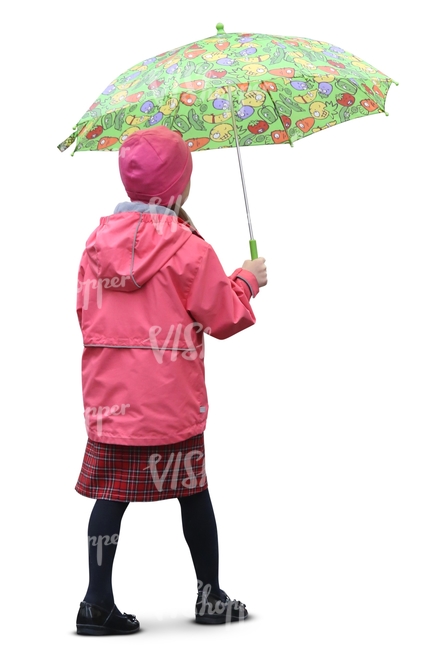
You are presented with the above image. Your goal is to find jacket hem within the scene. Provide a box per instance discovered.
[85,422,207,446]
[84,344,194,350]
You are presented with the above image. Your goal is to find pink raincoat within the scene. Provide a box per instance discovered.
[77,203,259,446]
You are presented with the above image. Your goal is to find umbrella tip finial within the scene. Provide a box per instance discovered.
[216,22,225,34]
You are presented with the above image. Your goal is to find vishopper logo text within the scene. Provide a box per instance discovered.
[143,322,211,364]
[78,275,131,309]
[84,403,130,437]
[88,533,119,566]
[131,205,192,235]
[143,450,207,492]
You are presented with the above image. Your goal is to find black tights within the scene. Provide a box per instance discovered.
[83,489,220,610]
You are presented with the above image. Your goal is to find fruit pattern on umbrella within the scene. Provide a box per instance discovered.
[58,31,396,154]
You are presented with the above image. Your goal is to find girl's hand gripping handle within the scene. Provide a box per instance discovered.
[242,257,267,288]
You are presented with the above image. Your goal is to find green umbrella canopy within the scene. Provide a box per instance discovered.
[57,23,397,155]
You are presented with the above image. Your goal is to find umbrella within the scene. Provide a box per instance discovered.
[57,22,397,259]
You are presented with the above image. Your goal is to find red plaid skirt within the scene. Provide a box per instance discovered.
[75,433,208,502]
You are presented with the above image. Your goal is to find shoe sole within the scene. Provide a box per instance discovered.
[195,613,248,625]
[76,624,140,635]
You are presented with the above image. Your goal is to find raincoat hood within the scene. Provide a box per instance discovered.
[85,201,194,292]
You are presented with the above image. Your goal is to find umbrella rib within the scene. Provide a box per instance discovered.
[264,85,294,147]
[169,90,183,132]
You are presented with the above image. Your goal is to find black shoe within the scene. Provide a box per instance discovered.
[76,601,140,635]
[195,588,248,624]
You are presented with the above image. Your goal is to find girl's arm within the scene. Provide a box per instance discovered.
[186,243,260,340]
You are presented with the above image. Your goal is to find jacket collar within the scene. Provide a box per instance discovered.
[113,201,204,240]
[114,201,177,216]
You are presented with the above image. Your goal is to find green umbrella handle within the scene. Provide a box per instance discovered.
[249,239,258,260]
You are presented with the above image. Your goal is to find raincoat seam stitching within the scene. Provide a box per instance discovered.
[84,344,193,350]
[130,214,144,288]
[184,246,207,303]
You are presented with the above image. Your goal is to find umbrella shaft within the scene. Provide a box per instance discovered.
[228,86,254,241]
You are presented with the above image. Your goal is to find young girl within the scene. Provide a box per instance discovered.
[75,125,267,635]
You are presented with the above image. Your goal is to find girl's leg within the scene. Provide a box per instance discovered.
[83,499,129,611]
[177,488,221,597]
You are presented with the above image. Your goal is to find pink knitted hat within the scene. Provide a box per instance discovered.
[118,126,192,206]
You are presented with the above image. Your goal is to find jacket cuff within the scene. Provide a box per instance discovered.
[230,268,260,298]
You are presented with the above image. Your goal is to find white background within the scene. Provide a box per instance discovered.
[2,2,444,648]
